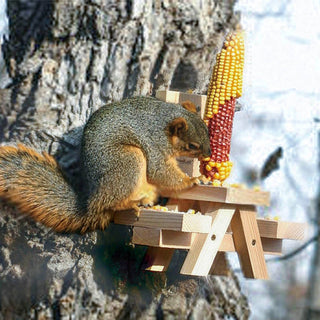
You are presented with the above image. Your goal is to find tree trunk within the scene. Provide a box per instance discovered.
[304,132,320,320]
[0,1,250,319]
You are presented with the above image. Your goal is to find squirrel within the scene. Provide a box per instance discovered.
[0,96,211,233]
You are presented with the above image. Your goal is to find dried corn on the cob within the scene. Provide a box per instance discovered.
[201,31,245,185]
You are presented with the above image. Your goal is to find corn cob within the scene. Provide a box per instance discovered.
[201,31,244,185]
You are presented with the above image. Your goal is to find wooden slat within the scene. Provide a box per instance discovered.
[176,156,201,177]
[133,228,194,249]
[143,247,174,272]
[134,196,200,274]
[261,238,283,256]
[180,205,235,276]
[139,196,182,274]
[133,228,162,247]
[231,207,269,279]
[114,209,212,233]
[156,90,180,104]
[161,230,195,249]
[165,199,179,212]
[209,252,231,276]
[176,199,198,212]
[199,202,221,215]
[165,198,200,213]
[162,185,270,206]
[219,235,282,255]
[257,219,307,240]
[115,209,306,241]
[132,227,283,255]
[178,92,207,118]
[156,90,207,118]
[277,220,307,240]
[113,210,137,225]
[220,234,235,251]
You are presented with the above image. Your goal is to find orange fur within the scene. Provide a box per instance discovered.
[181,100,197,113]
[0,144,87,233]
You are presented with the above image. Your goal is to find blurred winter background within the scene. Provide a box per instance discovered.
[231,0,320,319]
[0,0,319,319]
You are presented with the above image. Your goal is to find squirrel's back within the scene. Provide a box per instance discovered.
[80,96,209,193]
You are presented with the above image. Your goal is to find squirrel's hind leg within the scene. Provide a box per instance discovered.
[111,146,158,210]
[87,146,158,221]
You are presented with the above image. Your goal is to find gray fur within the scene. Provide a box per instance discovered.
[80,96,210,200]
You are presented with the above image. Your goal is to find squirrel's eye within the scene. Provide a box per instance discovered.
[188,143,199,150]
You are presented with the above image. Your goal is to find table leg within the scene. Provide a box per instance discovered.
[180,204,236,276]
[231,206,269,279]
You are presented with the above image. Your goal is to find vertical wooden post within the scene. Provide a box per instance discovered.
[231,206,269,279]
[143,247,175,272]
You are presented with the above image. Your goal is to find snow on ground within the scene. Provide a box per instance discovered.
[231,0,320,318]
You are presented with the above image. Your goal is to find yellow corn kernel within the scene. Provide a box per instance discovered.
[205,164,212,171]
[208,161,215,167]
[212,179,221,187]
[205,32,246,118]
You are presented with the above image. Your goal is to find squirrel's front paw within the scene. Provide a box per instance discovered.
[198,175,210,184]
[132,204,141,217]
[190,175,209,185]
[139,197,155,207]
[137,189,158,208]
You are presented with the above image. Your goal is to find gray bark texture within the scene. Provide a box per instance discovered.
[304,132,320,320]
[0,0,250,319]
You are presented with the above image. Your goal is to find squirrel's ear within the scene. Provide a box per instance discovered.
[181,100,197,114]
[168,117,188,137]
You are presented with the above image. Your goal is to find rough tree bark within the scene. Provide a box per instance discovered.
[0,1,250,319]
[304,132,320,320]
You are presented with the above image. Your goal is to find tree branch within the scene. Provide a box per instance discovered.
[266,234,318,263]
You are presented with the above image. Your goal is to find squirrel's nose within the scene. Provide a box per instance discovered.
[202,145,212,158]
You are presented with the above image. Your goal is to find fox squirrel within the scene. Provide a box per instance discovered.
[0,96,211,233]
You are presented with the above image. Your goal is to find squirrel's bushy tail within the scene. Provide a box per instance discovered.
[0,144,102,233]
